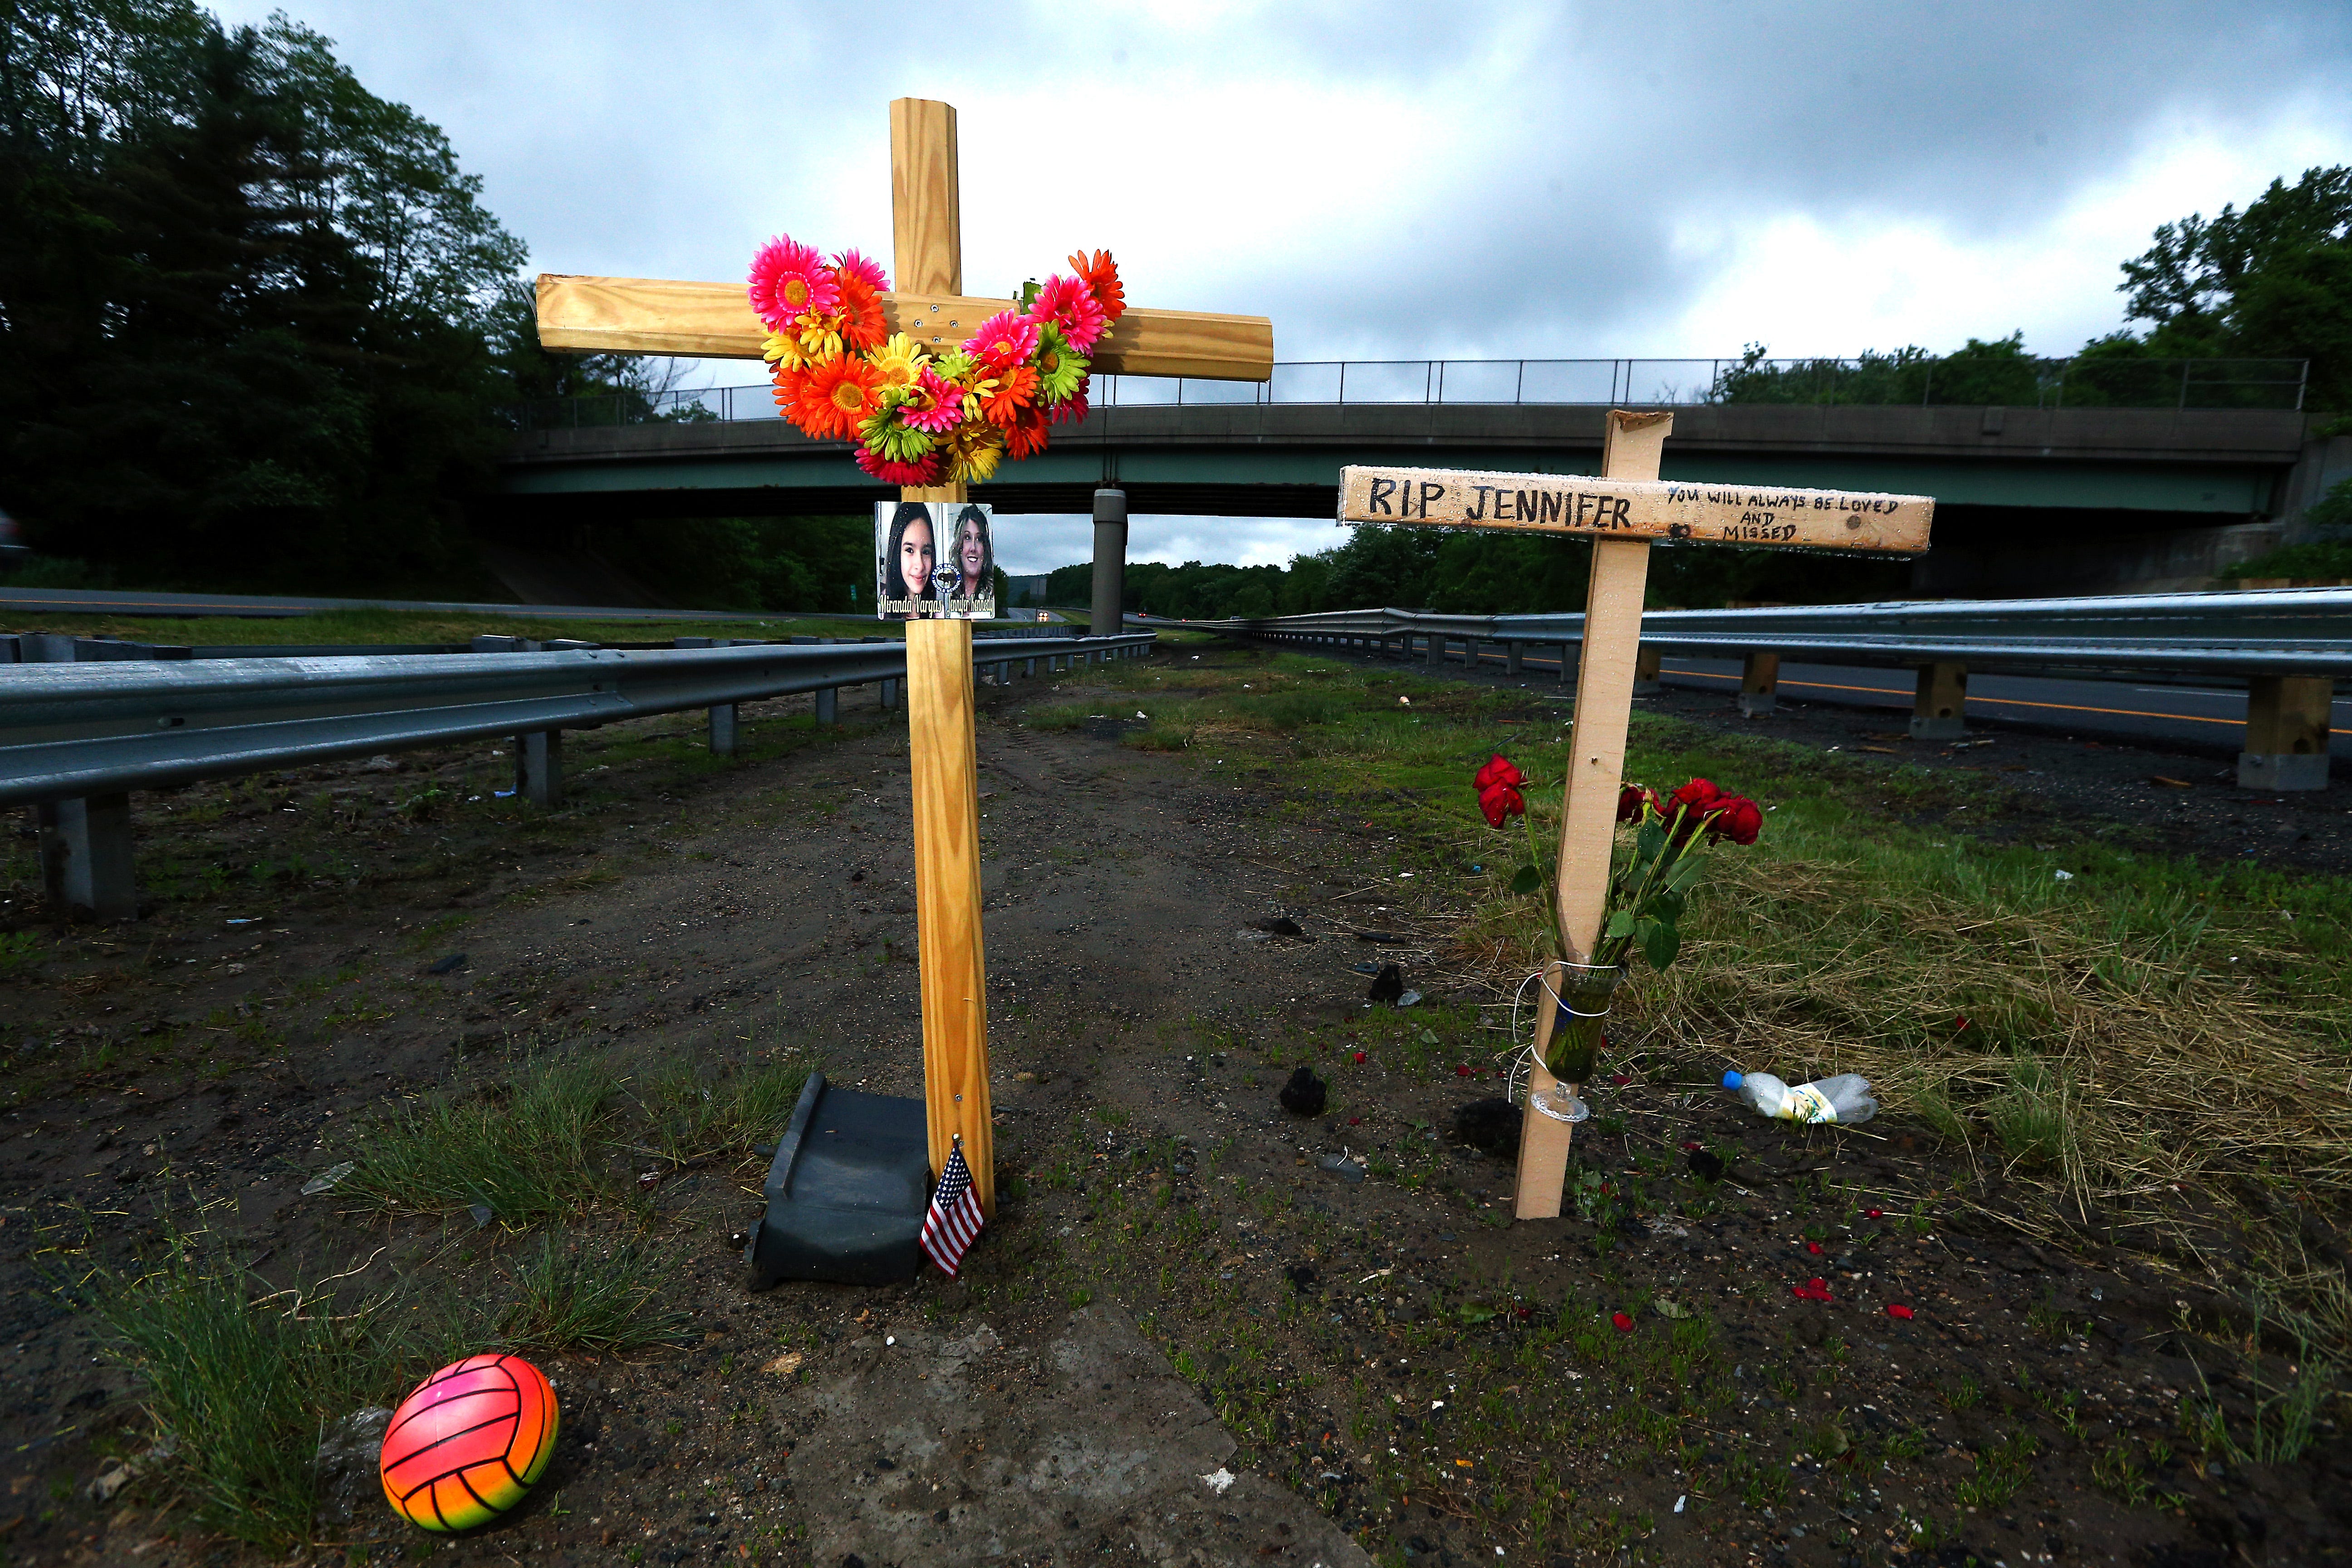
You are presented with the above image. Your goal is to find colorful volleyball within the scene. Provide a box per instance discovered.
[379,1353,559,1532]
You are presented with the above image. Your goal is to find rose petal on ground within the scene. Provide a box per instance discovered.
[1886,1303,1915,1320]
[1611,1312,1634,1332]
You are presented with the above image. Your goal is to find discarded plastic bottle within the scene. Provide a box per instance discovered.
[1722,1069,1877,1126]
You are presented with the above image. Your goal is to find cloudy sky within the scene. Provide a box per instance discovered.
[217,0,2352,575]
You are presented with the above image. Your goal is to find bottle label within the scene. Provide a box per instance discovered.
[1783,1085,1838,1124]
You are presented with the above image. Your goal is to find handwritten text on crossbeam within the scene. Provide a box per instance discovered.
[1338,466,1933,554]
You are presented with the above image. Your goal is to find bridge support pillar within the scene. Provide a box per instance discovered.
[1506,641,1523,676]
[1910,662,1967,740]
[2239,675,2334,790]
[1633,645,1662,695]
[1738,652,1779,717]
[36,795,137,922]
[515,729,564,808]
[1091,489,1127,640]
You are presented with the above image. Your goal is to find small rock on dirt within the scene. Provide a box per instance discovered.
[1278,1066,1327,1117]
[313,1406,392,1526]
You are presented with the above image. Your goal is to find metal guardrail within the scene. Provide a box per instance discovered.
[0,632,1146,807]
[1196,590,2352,683]
[1,629,1156,918]
[499,353,2311,429]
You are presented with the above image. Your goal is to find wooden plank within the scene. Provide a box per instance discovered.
[906,615,995,1215]
[534,274,1274,382]
[1339,464,1932,554]
[891,98,961,297]
[1513,410,1671,1221]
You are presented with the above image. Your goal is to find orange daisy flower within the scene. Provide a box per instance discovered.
[836,270,888,354]
[979,363,1039,430]
[797,355,886,441]
[1006,402,1051,460]
[769,367,812,426]
[1067,249,1126,324]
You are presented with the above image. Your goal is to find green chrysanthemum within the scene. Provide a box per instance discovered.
[859,392,936,463]
[1031,322,1089,403]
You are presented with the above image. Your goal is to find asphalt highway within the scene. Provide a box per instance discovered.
[1458,647,2352,759]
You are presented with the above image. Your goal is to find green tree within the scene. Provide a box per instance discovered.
[2110,166,2352,409]
[0,0,526,592]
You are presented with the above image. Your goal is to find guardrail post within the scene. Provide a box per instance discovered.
[515,730,564,807]
[1911,662,1967,740]
[1738,652,1779,716]
[2239,675,2334,790]
[35,795,137,923]
[1632,645,1662,695]
[791,636,840,724]
[1423,634,1439,666]
[21,636,138,921]
[1506,641,1523,676]
[674,637,739,754]
[1558,642,1576,686]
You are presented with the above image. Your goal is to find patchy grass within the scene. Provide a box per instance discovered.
[338,1059,619,1225]
[83,1237,426,1547]
[634,1055,813,1166]
[501,1234,696,1355]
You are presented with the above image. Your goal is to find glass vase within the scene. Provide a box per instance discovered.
[1530,963,1623,1125]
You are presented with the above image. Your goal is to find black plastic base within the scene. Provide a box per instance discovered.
[744,1072,933,1289]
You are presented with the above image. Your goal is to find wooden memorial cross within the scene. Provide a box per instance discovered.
[534,99,1273,1218]
[1338,415,1934,1219]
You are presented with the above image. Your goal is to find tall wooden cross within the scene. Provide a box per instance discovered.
[534,99,1273,1217]
[1339,417,1934,1219]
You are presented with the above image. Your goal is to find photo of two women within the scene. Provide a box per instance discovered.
[875,501,996,621]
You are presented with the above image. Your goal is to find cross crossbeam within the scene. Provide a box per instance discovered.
[536,275,1274,382]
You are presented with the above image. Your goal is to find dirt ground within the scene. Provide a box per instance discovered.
[1,637,2346,1566]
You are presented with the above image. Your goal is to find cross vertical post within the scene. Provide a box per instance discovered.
[1512,410,1671,1219]
[892,99,994,1217]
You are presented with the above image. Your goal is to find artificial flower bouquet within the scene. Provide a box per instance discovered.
[1475,757,1761,1109]
[747,237,1126,486]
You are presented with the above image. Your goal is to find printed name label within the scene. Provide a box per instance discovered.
[1338,466,1933,554]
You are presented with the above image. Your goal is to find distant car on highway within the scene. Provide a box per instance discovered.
[0,512,26,562]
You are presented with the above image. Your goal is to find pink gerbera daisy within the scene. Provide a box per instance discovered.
[1029,273,1107,354]
[854,446,944,486]
[963,309,1040,377]
[900,367,965,436]
[832,248,889,294]
[749,236,839,333]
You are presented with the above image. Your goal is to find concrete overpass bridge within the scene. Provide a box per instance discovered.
[495,366,2348,595]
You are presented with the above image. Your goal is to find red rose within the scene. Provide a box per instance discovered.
[1616,784,1648,823]
[1705,796,1763,845]
[1477,782,1525,828]
[1474,754,1527,792]
[1666,778,1721,814]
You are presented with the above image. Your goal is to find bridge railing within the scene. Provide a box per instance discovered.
[499,354,2310,429]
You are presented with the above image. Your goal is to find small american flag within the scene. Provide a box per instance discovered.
[921,1140,984,1276]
